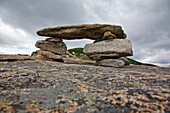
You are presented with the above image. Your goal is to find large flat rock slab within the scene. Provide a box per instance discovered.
[37,24,126,40]
[83,39,133,60]
[0,60,169,112]
[0,54,33,61]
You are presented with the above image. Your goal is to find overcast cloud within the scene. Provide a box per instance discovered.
[0,0,170,66]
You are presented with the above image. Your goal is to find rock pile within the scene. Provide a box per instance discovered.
[32,37,67,62]
[83,39,133,67]
[35,24,133,67]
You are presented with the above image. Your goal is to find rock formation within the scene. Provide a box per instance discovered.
[32,37,67,62]
[34,24,133,67]
[83,39,133,67]
[35,40,67,55]
[31,50,63,62]
[83,39,133,60]
[37,24,126,40]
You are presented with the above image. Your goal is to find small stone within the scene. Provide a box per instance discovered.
[45,37,63,43]
[102,31,116,40]
[96,59,125,68]
[35,40,67,55]
[94,31,117,43]
[119,57,130,65]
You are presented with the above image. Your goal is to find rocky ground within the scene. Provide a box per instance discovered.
[0,60,170,113]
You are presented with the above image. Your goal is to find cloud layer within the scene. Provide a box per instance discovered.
[0,0,170,65]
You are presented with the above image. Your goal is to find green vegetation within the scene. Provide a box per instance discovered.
[68,48,84,58]
[68,48,156,66]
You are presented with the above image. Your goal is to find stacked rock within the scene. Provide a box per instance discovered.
[32,37,67,62]
[35,24,133,67]
[83,39,133,67]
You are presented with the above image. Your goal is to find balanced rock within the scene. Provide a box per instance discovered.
[83,39,133,60]
[37,24,126,40]
[35,40,67,55]
[96,59,125,68]
[32,50,63,62]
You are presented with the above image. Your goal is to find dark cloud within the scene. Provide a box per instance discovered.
[0,0,89,54]
[0,0,88,33]
[0,0,170,65]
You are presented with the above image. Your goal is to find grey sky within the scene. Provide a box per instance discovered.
[0,0,170,65]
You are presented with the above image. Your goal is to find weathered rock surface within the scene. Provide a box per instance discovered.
[96,59,125,67]
[0,54,33,61]
[119,57,130,65]
[32,50,63,62]
[94,31,117,43]
[63,58,96,65]
[102,31,117,39]
[37,24,126,40]
[35,40,67,55]
[0,60,169,113]
[45,37,63,43]
[83,39,133,60]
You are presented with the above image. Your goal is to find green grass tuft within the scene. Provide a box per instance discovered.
[68,48,84,58]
